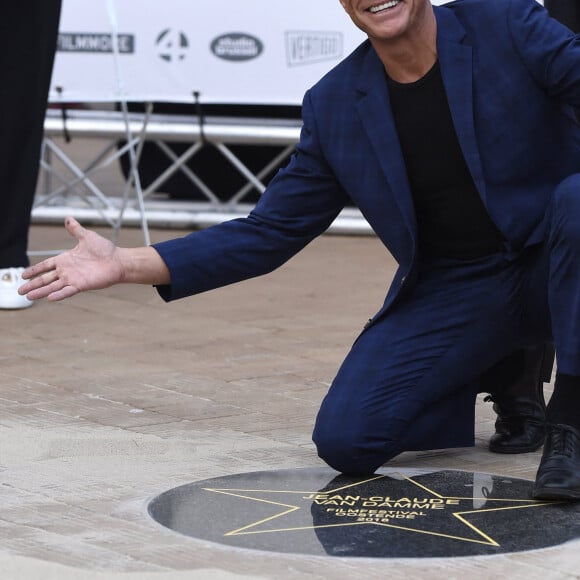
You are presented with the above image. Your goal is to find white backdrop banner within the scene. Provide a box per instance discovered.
[50,0,368,105]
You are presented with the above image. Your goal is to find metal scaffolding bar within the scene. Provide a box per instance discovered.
[35,108,372,240]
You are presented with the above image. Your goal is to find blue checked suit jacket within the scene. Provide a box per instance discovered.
[155,0,580,323]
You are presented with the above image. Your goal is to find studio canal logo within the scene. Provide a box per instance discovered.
[148,467,580,558]
[211,33,263,62]
[156,29,189,62]
[285,31,343,66]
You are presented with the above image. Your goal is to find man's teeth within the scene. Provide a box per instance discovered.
[369,0,400,13]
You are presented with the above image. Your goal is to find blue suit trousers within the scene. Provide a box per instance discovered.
[313,175,580,474]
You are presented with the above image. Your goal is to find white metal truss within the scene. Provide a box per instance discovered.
[34,106,372,255]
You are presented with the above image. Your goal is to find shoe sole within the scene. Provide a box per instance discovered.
[0,303,33,310]
[532,487,580,500]
[489,442,544,454]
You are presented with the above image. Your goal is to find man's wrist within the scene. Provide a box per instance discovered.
[117,246,170,286]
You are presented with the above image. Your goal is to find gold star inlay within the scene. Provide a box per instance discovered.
[204,471,561,547]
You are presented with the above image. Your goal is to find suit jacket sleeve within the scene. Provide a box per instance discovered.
[508,0,580,106]
[152,91,350,301]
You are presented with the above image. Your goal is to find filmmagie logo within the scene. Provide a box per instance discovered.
[57,33,135,54]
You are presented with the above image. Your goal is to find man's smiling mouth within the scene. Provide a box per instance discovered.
[368,0,401,14]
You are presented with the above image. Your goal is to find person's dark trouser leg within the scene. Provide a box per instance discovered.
[534,174,580,499]
[312,254,530,476]
[479,343,554,454]
[0,1,62,268]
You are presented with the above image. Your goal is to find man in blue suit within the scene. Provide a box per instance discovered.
[20,0,580,499]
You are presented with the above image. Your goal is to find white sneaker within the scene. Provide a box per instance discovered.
[0,267,33,309]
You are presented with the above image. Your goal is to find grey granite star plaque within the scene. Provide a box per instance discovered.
[148,467,580,558]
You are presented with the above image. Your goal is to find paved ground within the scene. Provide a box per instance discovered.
[2,218,578,579]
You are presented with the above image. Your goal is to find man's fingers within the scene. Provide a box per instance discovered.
[18,218,89,301]
[46,285,79,302]
[24,282,58,301]
[24,276,78,302]
[21,218,84,281]
[21,257,56,280]
[19,270,60,297]
[20,267,81,301]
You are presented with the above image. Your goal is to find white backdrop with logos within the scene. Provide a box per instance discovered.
[50,0,368,105]
[49,0,464,106]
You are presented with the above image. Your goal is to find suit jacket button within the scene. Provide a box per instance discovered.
[364,318,372,329]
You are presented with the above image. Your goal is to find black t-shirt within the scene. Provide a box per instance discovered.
[387,61,504,259]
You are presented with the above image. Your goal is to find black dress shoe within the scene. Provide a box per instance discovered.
[487,396,546,453]
[480,344,553,454]
[533,423,580,500]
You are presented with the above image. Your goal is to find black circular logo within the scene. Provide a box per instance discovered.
[210,33,263,62]
[148,467,580,558]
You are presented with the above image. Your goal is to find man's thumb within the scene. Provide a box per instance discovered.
[64,216,85,240]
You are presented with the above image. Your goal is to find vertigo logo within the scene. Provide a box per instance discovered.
[211,33,263,62]
[156,29,189,62]
[285,31,343,66]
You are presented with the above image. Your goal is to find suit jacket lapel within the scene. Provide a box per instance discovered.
[355,47,417,238]
[435,6,488,202]
[353,7,488,240]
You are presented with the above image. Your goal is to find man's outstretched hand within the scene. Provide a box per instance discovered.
[19,217,126,301]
